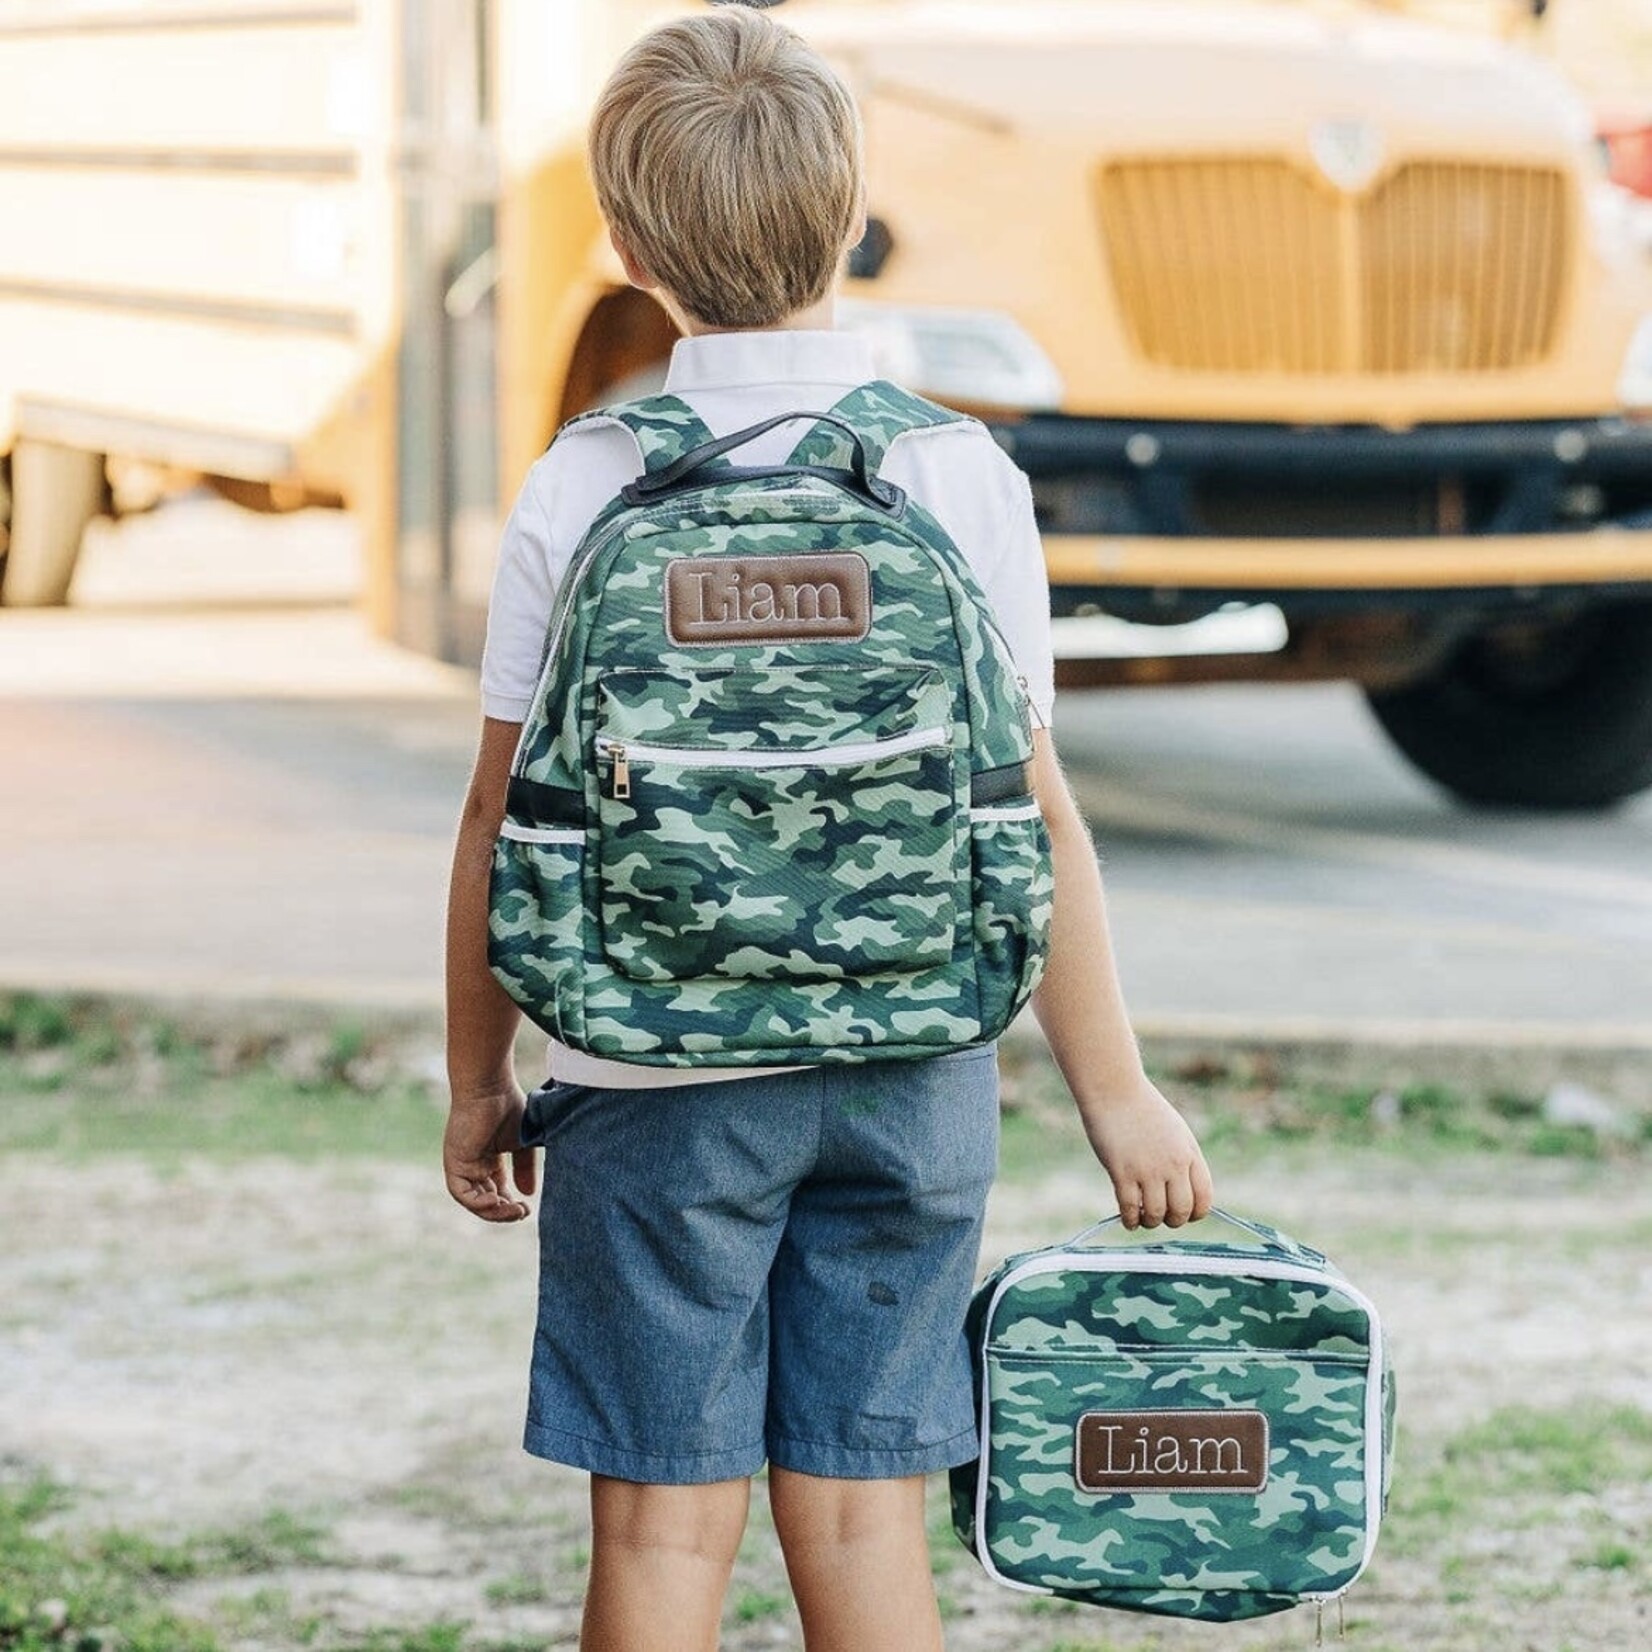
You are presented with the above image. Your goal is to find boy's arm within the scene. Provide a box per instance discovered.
[1028,727,1215,1229]
[443,715,536,1224]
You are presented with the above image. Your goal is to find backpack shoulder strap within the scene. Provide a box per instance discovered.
[784,379,969,477]
[560,393,719,475]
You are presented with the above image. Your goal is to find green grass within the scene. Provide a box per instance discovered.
[1383,1400,1652,1586]
[0,1475,564,1652]
[923,1480,965,1580]
[91,1509,333,1580]
[346,1630,466,1652]
[1443,1402,1652,1498]
[0,1479,220,1652]
[1582,1541,1639,1573]
[1023,1594,1083,1617]
[482,1572,554,1606]
[0,993,444,1162]
[730,1587,789,1624]
[996,1038,1647,1178]
[6,992,1644,1171]
[342,1632,546,1652]
[212,1588,325,1647]
[0,1478,348,1652]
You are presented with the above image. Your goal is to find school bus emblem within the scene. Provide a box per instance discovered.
[1309,119,1385,193]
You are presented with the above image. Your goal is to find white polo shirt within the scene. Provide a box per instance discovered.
[480,326,1055,1088]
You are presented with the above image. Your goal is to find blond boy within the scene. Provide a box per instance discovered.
[443,8,1213,1648]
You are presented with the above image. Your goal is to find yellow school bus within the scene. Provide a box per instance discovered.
[3,0,1651,807]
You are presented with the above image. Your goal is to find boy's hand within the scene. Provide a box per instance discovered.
[444,1081,538,1223]
[1078,1075,1214,1231]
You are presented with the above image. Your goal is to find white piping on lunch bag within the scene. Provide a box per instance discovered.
[970,1252,1386,1604]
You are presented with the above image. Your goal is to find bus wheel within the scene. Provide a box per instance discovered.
[557,288,677,425]
[1364,600,1652,809]
[0,441,107,607]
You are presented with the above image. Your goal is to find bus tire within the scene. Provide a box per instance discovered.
[1364,600,1652,810]
[1,441,106,607]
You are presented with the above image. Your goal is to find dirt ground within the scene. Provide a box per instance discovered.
[2,1025,1648,1652]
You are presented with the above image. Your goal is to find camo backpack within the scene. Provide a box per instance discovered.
[952,1210,1396,1626]
[488,379,1054,1066]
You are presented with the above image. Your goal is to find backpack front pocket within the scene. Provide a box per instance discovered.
[594,666,962,983]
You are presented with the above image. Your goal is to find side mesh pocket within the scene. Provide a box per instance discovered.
[488,824,586,1042]
[970,800,1054,1036]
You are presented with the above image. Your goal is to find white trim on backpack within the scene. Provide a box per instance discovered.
[498,822,583,847]
[969,801,1043,824]
[593,723,949,772]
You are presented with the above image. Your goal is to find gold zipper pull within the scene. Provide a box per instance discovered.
[610,743,630,800]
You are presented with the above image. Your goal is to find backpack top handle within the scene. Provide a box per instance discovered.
[620,410,905,514]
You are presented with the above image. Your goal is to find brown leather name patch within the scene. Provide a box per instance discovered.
[1075,1410,1269,1494]
[665,554,870,646]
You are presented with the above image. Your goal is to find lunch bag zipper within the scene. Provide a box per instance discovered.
[984,1343,1371,1364]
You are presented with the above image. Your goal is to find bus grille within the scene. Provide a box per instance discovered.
[1094,158,1570,375]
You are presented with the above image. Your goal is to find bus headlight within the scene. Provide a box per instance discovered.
[1619,315,1652,410]
[836,300,1064,410]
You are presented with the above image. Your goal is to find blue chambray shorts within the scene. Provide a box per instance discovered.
[517,1043,1000,1485]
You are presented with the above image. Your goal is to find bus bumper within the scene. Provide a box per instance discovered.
[994,412,1652,617]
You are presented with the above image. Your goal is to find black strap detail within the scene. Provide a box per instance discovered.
[507,776,585,827]
[970,761,1034,807]
[620,461,905,516]
[623,411,890,501]
[645,411,872,487]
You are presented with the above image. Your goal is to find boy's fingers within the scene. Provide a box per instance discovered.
[512,1146,539,1200]
[1114,1178,1143,1229]
[1164,1176,1196,1228]
[459,1186,529,1222]
[1138,1181,1170,1229]
[446,1160,530,1222]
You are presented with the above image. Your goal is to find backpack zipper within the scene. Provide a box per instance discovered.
[595,723,949,797]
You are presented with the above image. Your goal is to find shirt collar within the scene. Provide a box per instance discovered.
[662,328,878,394]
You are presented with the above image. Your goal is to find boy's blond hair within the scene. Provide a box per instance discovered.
[588,6,865,331]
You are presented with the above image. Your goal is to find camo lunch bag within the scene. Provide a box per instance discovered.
[952,1209,1396,1624]
[488,379,1054,1066]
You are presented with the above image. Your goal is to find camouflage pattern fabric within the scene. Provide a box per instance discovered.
[597,668,959,982]
[950,1219,1395,1622]
[559,393,720,473]
[785,378,960,474]
[489,380,1053,1065]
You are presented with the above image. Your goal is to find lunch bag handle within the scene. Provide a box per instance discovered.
[1062,1207,1327,1264]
